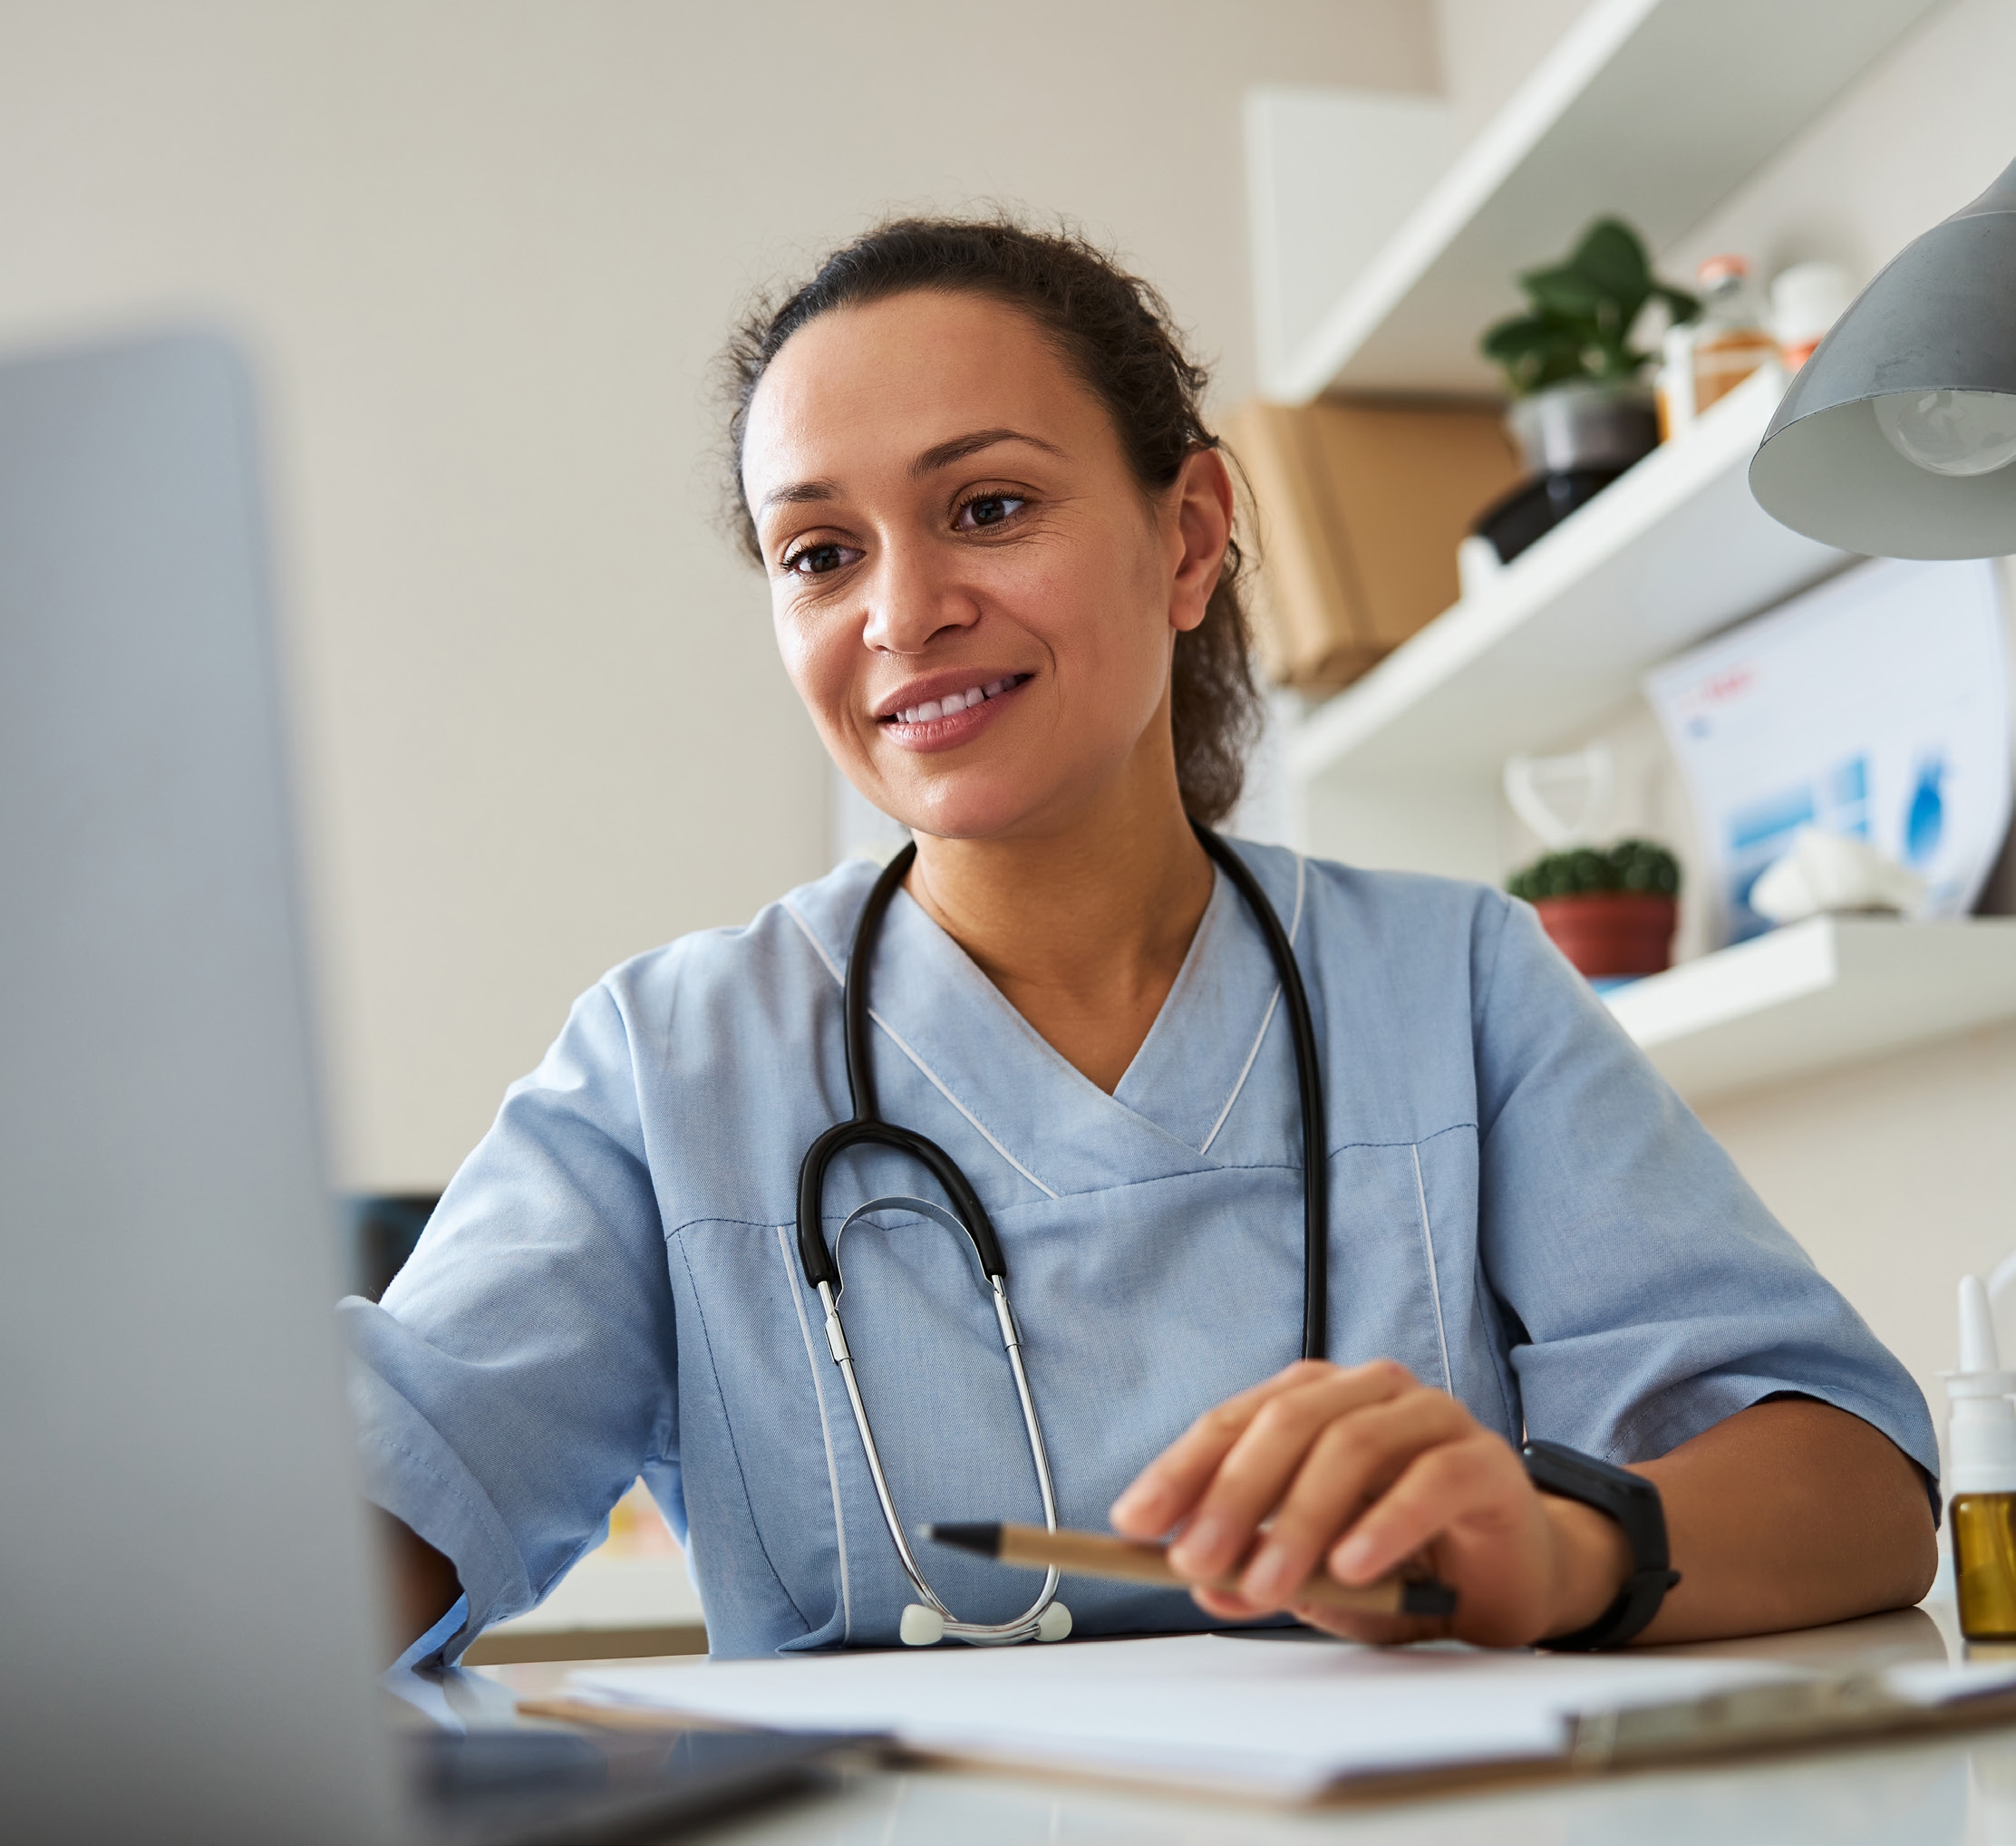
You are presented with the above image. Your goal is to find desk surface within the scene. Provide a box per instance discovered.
[467,1603,2016,1844]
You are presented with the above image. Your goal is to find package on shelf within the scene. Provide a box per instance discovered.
[1226,396,1519,694]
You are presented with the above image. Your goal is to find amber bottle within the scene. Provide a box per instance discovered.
[1948,1276,2016,1642]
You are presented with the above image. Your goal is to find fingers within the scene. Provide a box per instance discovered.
[1110,1358,1392,1539]
[1231,1390,1471,1605]
[1155,1362,1420,1578]
[1286,1599,1444,1647]
[1327,1432,1523,1588]
[1186,1583,1439,1648]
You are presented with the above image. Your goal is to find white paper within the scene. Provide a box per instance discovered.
[567,1635,1804,1801]
[1643,558,2011,948]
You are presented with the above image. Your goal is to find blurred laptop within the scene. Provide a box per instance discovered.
[0,331,838,1842]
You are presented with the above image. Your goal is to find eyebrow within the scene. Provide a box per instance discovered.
[756,478,840,516]
[754,427,1064,520]
[908,427,1065,478]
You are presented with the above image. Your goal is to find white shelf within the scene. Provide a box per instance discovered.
[1276,0,1944,401]
[1286,365,1850,788]
[1607,917,2016,1104]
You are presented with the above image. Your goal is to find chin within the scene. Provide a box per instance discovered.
[880,770,1071,844]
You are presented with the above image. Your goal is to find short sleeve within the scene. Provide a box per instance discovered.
[337,980,677,1661]
[1471,895,1938,1491]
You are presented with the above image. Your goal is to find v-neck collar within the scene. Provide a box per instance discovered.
[784,845,1302,1200]
[1110,865,1286,1151]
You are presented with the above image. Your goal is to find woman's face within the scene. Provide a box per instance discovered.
[740,289,1231,843]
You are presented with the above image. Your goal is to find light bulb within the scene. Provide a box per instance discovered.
[1874,389,2016,477]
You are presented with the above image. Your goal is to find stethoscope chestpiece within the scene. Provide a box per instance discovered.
[898,1600,1073,1647]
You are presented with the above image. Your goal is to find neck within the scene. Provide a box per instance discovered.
[905,755,1215,1094]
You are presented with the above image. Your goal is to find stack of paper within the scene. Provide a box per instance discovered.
[560,1634,2016,1803]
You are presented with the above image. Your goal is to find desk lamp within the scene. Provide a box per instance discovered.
[1749,157,2016,559]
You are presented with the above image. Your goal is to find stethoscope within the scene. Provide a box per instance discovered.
[794,823,1328,1646]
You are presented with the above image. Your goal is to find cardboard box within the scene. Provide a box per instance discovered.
[1226,397,1520,692]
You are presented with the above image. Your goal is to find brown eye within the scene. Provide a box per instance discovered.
[955,494,1025,530]
[785,541,862,577]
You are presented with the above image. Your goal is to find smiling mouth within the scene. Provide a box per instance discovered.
[880,672,1032,727]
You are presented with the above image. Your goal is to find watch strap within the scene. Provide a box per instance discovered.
[1522,1439,1682,1651]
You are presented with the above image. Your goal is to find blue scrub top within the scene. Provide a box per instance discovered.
[340,843,1936,1661]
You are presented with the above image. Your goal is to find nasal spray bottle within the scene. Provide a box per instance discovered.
[1946,1275,2016,1640]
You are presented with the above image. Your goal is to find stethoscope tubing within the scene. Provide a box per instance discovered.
[1188,826,1329,1360]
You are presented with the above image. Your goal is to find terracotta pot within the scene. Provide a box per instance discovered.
[1532,892,1676,979]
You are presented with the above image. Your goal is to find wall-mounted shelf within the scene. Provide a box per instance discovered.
[1271,0,1944,401]
[1608,917,2016,1104]
[1286,365,1850,791]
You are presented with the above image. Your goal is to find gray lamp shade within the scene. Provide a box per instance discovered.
[1749,158,2016,559]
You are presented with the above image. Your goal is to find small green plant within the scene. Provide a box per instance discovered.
[1507,839,1681,904]
[1481,217,1700,397]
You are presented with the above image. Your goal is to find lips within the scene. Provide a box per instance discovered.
[880,672,1031,727]
[875,671,1032,750]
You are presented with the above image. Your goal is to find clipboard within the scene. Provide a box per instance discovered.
[528,1631,2016,1806]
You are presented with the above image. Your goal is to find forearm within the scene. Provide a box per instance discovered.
[373,1507,462,1665]
[1630,1398,1936,1644]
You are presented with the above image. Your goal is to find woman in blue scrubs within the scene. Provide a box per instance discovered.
[349,218,1937,1665]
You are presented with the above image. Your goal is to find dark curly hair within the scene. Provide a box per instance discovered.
[721,214,1263,826]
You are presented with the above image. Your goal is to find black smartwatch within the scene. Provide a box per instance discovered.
[1521,1439,1681,1651]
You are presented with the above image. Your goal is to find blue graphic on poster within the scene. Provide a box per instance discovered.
[1644,559,2010,948]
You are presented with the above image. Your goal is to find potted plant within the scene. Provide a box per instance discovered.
[1507,839,1681,980]
[1471,218,1699,565]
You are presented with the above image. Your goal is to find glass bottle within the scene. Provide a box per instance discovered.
[1947,1275,2016,1643]
[1954,1493,2016,1639]
[1690,256,1778,414]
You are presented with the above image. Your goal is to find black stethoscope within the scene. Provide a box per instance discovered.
[794,823,1327,1646]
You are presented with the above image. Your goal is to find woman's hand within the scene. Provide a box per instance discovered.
[1109,1359,1632,1646]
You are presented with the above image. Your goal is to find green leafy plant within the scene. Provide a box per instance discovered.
[1481,217,1700,397]
[1507,839,1681,904]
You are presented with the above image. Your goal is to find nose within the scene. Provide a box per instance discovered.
[860,537,979,656]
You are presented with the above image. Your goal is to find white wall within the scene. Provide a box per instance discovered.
[1697,1025,2016,1437]
[0,0,1433,1190]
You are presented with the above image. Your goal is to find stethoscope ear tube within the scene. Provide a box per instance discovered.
[797,839,1010,1291]
[840,842,916,1125]
[797,1117,1008,1289]
[1192,825,1329,1362]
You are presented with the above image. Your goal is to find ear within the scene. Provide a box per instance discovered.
[1167,448,1236,635]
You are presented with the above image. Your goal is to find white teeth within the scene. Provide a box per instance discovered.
[891,676,1024,724]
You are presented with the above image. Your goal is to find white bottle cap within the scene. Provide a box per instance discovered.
[1769,261,1851,345]
[1943,1275,2016,1493]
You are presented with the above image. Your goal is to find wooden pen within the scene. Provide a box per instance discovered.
[922,1521,1458,1619]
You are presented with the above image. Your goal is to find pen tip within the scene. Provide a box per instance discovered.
[918,1522,1004,1558]
[1401,1580,1459,1619]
